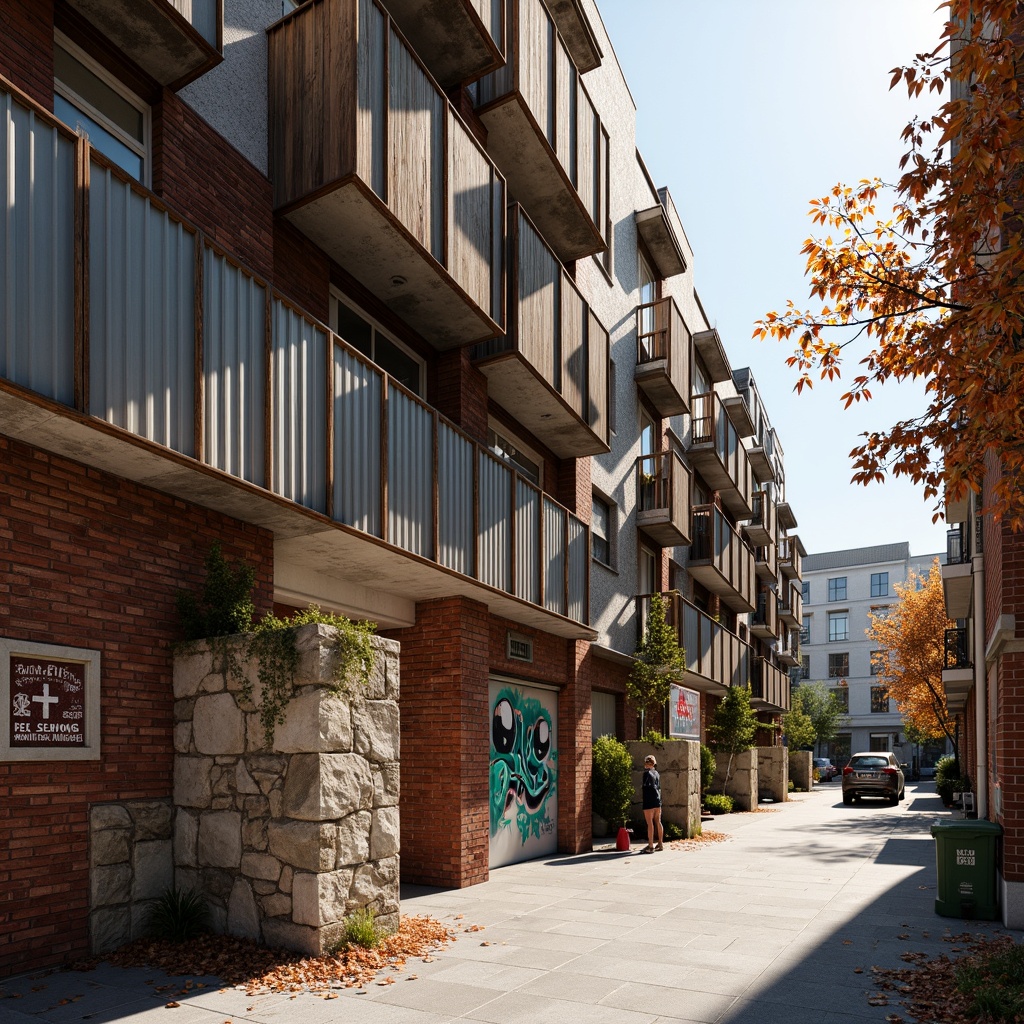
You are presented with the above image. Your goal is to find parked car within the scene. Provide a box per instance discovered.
[841,752,905,805]
[813,757,837,781]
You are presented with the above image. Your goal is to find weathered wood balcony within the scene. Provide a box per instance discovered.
[779,534,804,580]
[750,586,779,640]
[750,655,790,712]
[636,452,691,548]
[688,505,756,614]
[688,392,754,520]
[634,296,690,418]
[744,489,775,548]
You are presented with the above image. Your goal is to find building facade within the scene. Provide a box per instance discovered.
[0,0,801,973]
[800,544,946,770]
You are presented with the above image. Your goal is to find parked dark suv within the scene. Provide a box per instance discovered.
[842,752,905,805]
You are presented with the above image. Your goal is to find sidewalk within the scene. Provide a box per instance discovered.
[0,782,1013,1024]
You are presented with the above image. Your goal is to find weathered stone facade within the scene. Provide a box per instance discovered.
[713,748,758,811]
[172,624,400,955]
[789,750,812,792]
[757,746,789,803]
[627,740,701,837]
[89,799,173,954]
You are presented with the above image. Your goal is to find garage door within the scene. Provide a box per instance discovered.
[489,679,558,868]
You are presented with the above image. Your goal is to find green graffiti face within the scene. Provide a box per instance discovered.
[489,687,557,843]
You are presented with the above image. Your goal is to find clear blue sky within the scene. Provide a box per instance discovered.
[596,0,947,557]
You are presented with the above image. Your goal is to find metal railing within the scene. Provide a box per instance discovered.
[944,627,971,669]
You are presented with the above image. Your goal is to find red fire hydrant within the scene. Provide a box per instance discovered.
[615,826,631,851]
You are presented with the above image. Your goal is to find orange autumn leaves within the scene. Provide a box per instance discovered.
[755,1,1024,528]
[867,561,956,747]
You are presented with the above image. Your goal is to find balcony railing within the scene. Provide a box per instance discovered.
[779,579,803,627]
[472,205,609,457]
[474,0,607,261]
[688,391,753,519]
[947,525,969,564]
[779,534,803,580]
[750,656,790,712]
[777,627,801,667]
[755,541,778,581]
[751,587,779,639]
[688,505,756,613]
[944,627,971,669]
[636,452,692,548]
[634,297,691,418]
[744,489,775,547]
[64,0,221,87]
[268,0,505,350]
[0,82,589,631]
[384,0,505,87]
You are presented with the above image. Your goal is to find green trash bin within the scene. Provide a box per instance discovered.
[930,818,1002,920]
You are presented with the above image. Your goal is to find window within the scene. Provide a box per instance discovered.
[800,615,811,644]
[871,686,890,713]
[802,580,810,603]
[832,687,849,712]
[331,293,425,397]
[639,546,658,596]
[798,655,809,680]
[871,605,890,620]
[870,572,889,598]
[828,611,849,642]
[54,36,149,184]
[828,652,849,678]
[591,493,613,567]
[870,650,884,676]
[487,425,541,487]
[869,734,891,752]
[827,576,847,601]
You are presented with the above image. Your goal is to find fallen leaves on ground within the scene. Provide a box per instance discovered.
[71,915,457,996]
[667,830,730,850]
[868,932,1024,1024]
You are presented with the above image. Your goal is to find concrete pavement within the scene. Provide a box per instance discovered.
[1,781,1015,1024]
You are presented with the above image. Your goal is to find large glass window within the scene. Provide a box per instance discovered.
[871,686,890,713]
[800,615,811,644]
[828,611,849,642]
[331,295,425,397]
[54,37,148,183]
[832,686,849,712]
[802,580,810,603]
[870,572,889,598]
[487,425,541,486]
[828,652,849,678]
[592,494,612,566]
[827,576,847,601]
[870,650,884,676]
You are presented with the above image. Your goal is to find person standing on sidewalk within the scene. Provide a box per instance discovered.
[641,755,664,853]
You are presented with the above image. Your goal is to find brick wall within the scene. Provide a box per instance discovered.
[0,436,273,976]
[382,597,491,887]
[273,219,330,325]
[0,1,53,108]
[557,640,593,853]
[152,89,274,281]
[432,349,489,443]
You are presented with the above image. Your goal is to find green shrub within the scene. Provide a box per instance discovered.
[592,735,634,830]
[177,542,255,641]
[704,793,734,815]
[954,940,1024,1021]
[639,728,665,747]
[148,887,209,943]
[341,907,383,949]
[663,821,685,841]
[699,743,716,795]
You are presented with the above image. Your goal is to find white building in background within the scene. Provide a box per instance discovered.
[799,543,948,772]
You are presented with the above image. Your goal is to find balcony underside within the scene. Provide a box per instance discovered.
[383,0,504,87]
[635,361,687,417]
[942,561,973,619]
[692,328,730,383]
[637,510,690,548]
[477,96,605,262]
[475,352,609,457]
[780,608,799,629]
[744,521,773,548]
[777,502,798,531]
[748,446,775,482]
[64,0,220,87]
[722,395,755,438]
[681,669,728,698]
[777,648,800,668]
[686,446,752,519]
[755,554,778,581]
[687,563,755,614]
[779,560,799,580]
[0,385,595,641]
[281,179,501,351]
[540,0,602,72]
[943,666,973,714]
[635,205,686,279]
[749,620,777,640]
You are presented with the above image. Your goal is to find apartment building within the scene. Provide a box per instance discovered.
[0,0,800,972]
[800,544,946,769]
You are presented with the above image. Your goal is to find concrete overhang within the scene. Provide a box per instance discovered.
[692,328,731,383]
[635,204,687,279]
[941,560,973,619]
[942,667,973,714]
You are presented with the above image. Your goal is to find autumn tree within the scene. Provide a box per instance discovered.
[868,559,958,759]
[755,1,1024,526]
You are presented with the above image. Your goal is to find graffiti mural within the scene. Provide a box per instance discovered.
[488,681,558,868]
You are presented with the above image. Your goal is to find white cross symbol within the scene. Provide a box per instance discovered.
[32,683,59,719]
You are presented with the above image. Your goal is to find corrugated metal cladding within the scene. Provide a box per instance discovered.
[478,452,511,592]
[437,422,475,576]
[0,94,75,406]
[567,515,587,623]
[271,301,327,514]
[89,166,196,456]
[171,0,218,48]
[388,389,433,558]
[333,345,381,535]
[202,249,266,486]
[543,498,566,615]
[514,480,540,605]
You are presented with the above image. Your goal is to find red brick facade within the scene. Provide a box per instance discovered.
[0,1,53,108]
[0,436,273,974]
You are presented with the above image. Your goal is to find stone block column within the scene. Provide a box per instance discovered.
[172,624,400,955]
